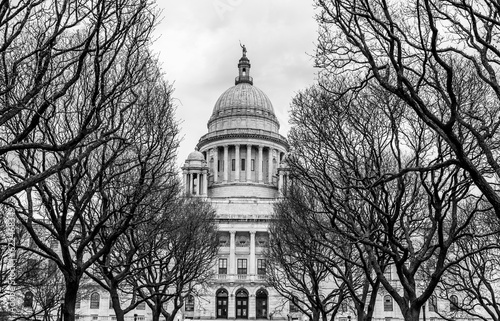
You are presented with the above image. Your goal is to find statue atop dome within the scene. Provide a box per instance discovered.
[240,42,247,57]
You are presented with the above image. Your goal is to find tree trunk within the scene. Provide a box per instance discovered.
[63,277,80,321]
[110,289,126,321]
[151,306,162,321]
[321,310,328,321]
[312,309,320,321]
[403,307,420,321]
[165,308,179,321]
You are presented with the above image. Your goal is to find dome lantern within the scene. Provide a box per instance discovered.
[235,44,253,85]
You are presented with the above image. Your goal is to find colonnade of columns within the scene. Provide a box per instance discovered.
[209,144,281,184]
[278,170,290,195]
[183,171,208,196]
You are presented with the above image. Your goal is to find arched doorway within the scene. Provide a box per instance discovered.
[216,289,228,318]
[256,289,268,319]
[235,289,249,319]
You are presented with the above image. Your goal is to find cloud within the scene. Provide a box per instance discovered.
[152,0,318,165]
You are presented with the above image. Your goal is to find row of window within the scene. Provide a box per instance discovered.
[429,295,460,312]
[21,292,460,314]
[368,295,459,313]
[216,159,256,172]
[218,258,266,275]
[74,293,146,310]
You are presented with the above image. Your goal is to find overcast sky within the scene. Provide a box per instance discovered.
[152,1,319,165]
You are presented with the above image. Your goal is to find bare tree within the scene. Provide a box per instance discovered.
[437,213,500,321]
[267,185,350,321]
[315,0,500,219]
[0,214,65,321]
[5,49,180,321]
[0,0,162,203]
[285,81,498,321]
[85,191,181,321]
[131,198,219,321]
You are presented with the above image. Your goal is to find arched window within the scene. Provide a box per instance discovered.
[216,288,228,319]
[384,295,393,311]
[429,295,438,312]
[23,291,33,308]
[450,295,459,312]
[235,289,249,319]
[256,289,268,318]
[90,292,100,309]
[185,295,194,312]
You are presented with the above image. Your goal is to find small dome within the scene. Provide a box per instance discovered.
[187,150,204,161]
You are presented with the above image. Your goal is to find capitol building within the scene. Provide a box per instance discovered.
[180,48,290,320]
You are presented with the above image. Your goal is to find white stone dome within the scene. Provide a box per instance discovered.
[207,83,280,133]
[187,150,205,161]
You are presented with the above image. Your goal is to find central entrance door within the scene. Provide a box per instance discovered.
[256,289,268,319]
[216,289,228,318]
[235,289,249,319]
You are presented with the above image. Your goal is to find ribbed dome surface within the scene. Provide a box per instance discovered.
[207,82,280,133]
[212,83,275,115]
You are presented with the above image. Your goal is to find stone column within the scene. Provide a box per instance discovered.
[278,171,284,194]
[258,145,263,183]
[223,145,229,183]
[268,148,274,184]
[213,147,218,183]
[235,144,240,181]
[249,231,256,275]
[228,294,236,319]
[196,172,201,195]
[189,173,193,195]
[229,231,236,275]
[203,172,208,195]
[183,173,188,194]
[249,295,256,320]
[246,145,252,182]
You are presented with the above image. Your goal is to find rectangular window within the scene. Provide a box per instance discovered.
[185,296,195,312]
[237,259,247,274]
[384,295,393,311]
[257,259,266,275]
[50,238,58,249]
[251,159,255,171]
[231,159,235,171]
[241,159,246,171]
[219,258,227,274]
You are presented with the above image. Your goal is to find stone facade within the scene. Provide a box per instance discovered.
[181,49,290,321]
